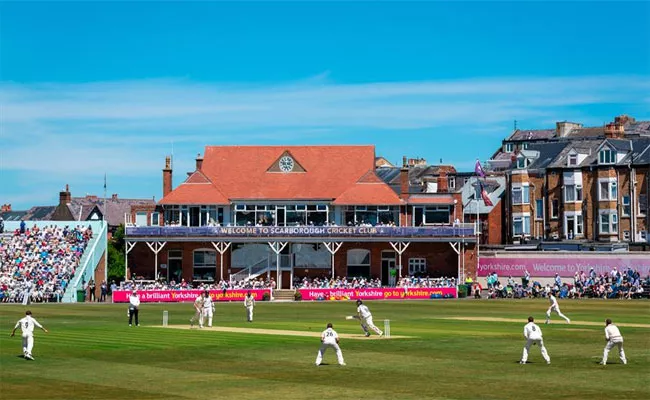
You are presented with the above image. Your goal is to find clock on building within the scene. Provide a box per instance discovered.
[279,156,294,172]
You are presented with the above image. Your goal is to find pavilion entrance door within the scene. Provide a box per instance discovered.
[381,251,396,286]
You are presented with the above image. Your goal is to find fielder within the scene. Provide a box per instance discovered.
[315,323,345,366]
[244,291,255,322]
[190,292,204,328]
[202,290,214,328]
[520,316,550,365]
[356,299,383,337]
[600,319,627,365]
[545,292,570,324]
[11,310,48,360]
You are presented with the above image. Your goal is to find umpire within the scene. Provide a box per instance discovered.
[128,290,141,327]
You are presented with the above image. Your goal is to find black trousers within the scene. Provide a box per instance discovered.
[129,308,139,325]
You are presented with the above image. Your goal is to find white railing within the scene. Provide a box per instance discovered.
[62,221,108,303]
[230,257,271,282]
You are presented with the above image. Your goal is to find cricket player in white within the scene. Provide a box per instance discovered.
[600,319,627,365]
[315,323,345,366]
[244,291,255,322]
[545,293,570,324]
[202,290,214,328]
[11,310,48,360]
[190,292,204,328]
[356,299,383,337]
[520,316,550,365]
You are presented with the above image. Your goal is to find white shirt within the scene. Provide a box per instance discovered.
[203,295,213,309]
[357,304,371,319]
[605,324,623,341]
[549,295,558,307]
[129,295,140,308]
[15,316,43,336]
[321,327,339,344]
[194,296,203,309]
[523,322,543,340]
[244,295,255,307]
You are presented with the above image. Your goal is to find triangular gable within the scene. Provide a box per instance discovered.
[266,150,306,173]
[186,170,211,184]
[357,170,383,184]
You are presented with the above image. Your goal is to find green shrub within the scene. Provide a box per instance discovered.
[262,292,271,301]
[294,291,302,301]
[457,285,467,298]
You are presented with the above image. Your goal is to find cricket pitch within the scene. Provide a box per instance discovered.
[156,325,413,339]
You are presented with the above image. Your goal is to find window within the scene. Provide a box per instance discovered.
[599,148,615,164]
[151,212,160,226]
[599,212,618,234]
[568,154,578,166]
[193,250,217,282]
[448,176,456,190]
[505,143,514,152]
[512,185,530,205]
[345,206,398,226]
[551,200,559,219]
[523,143,529,150]
[408,258,427,275]
[535,199,543,220]
[564,213,583,239]
[641,231,647,241]
[622,196,630,216]
[564,184,583,203]
[599,181,617,201]
[517,157,526,169]
[640,195,648,216]
[422,206,450,224]
[347,249,371,279]
[513,215,531,236]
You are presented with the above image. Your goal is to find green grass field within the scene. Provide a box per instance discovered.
[1,299,649,400]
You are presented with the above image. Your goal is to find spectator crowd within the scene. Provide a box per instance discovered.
[0,224,92,303]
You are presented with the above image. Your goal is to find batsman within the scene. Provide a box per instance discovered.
[353,299,383,337]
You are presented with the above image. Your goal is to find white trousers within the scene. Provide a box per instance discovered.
[361,316,383,335]
[22,290,30,306]
[602,339,626,364]
[246,306,254,322]
[22,334,34,355]
[191,309,203,327]
[546,305,570,323]
[315,342,345,365]
[521,338,550,363]
[202,308,213,327]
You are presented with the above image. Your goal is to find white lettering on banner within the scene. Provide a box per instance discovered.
[479,256,650,277]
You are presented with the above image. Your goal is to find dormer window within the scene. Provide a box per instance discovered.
[599,148,615,164]
[505,143,514,153]
[568,153,578,166]
[516,157,527,169]
[522,143,529,150]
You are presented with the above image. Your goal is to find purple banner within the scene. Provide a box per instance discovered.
[478,255,650,278]
[126,225,474,238]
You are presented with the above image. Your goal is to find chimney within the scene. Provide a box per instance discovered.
[163,156,173,198]
[399,166,410,199]
[556,121,582,137]
[614,115,634,125]
[59,184,71,206]
[111,194,118,201]
[437,170,448,193]
[1,204,11,213]
[195,153,204,171]
[604,122,625,139]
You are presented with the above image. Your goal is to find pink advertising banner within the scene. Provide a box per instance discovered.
[478,255,650,278]
[112,289,270,303]
[298,287,456,301]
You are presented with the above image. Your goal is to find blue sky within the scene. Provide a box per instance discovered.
[1,1,649,209]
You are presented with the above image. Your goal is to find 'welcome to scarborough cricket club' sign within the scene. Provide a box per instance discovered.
[126,225,474,237]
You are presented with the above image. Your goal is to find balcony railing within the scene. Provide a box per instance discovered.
[125,224,476,238]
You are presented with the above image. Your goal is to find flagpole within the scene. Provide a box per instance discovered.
[103,173,107,222]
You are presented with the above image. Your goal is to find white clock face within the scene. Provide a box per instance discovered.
[279,156,294,172]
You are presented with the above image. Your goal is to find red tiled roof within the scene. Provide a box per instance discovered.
[407,195,455,205]
[333,171,403,205]
[159,183,229,205]
[201,145,380,200]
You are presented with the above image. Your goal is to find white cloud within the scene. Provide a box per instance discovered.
[1,74,649,207]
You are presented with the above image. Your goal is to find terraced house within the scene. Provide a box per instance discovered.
[124,146,477,288]
[489,115,650,245]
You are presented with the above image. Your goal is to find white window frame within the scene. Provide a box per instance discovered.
[516,157,526,169]
[512,184,530,205]
[192,249,217,282]
[448,176,456,190]
[505,143,514,153]
[598,148,615,165]
[564,212,584,239]
[598,179,617,201]
[535,199,544,220]
[564,184,583,203]
[599,211,618,235]
[512,213,531,236]
[408,258,427,275]
[568,153,578,166]
[151,212,160,226]
[622,196,630,217]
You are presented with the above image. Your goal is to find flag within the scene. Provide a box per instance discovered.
[474,159,485,177]
[479,181,494,207]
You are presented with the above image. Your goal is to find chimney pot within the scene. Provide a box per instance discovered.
[163,156,173,198]
[111,194,118,200]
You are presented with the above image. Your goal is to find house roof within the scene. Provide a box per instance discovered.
[162,145,397,204]
[508,129,556,141]
[407,195,455,205]
[524,142,569,170]
[332,179,403,205]
[67,197,156,226]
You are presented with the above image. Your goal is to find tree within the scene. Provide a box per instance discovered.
[107,224,126,282]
